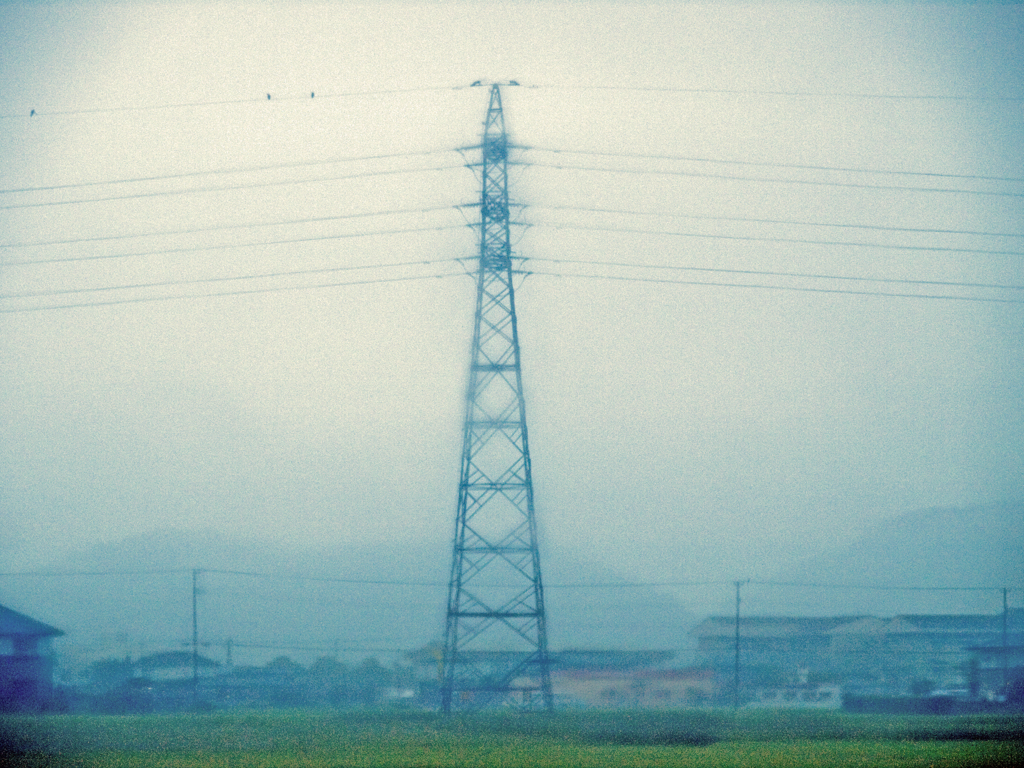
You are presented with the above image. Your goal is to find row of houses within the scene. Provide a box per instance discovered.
[3,601,1022,711]
[692,611,1024,699]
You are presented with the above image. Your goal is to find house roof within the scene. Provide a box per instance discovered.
[551,650,676,670]
[887,615,1001,633]
[553,667,713,682]
[135,650,218,671]
[825,616,889,635]
[691,612,1017,640]
[691,616,869,638]
[0,603,63,638]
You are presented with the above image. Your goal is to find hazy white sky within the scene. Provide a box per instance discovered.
[1,2,1022,599]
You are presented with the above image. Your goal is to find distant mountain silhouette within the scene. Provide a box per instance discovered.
[6,502,1017,672]
[753,500,1023,617]
[0,529,696,671]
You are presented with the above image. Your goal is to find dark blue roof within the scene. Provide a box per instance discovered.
[0,603,64,637]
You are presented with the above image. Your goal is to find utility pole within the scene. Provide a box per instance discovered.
[442,83,552,712]
[1003,587,1009,691]
[733,580,746,709]
[192,568,200,707]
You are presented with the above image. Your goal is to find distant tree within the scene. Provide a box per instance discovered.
[352,657,390,706]
[265,655,304,677]
[308,656,346,679]
[307,657,350,707]
[264,656,307,707]
[87,657,134,692]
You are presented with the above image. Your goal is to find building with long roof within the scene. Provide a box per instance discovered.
[0,603,64,712]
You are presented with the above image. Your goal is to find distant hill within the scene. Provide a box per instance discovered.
[0,530,697,672]
[6,502,1018,674]
[753,500,1024,617]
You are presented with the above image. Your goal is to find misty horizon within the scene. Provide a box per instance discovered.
[2,3,1022,674]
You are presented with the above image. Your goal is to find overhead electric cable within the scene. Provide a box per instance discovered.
[7,81,1020,121]
[527,204,1024,240]
[0,84,466,120]
[531,83,1024,102]
[3,224,470,266]
[4,565,1015,593]
[0,148,461,195]
[750,580,1012,592]
[201,568,439,587]
[518,161,1024,198]
[6,263,1018,311]
[0,256,467,301]
[524,269,1024,304]
[0,569,189,577]
[527,257,1024,292]
[0,163,467,210]
[520,146,1024,184]
[0,270,466,313]
[0,204,471,250]
[527,221,1024,257]
[228,642,413,653]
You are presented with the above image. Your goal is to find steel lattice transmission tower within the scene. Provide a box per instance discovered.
[442,84,553,712]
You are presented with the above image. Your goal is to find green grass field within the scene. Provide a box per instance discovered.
[3,709,1023,767]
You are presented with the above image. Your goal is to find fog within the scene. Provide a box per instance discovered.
[1,3,1022,672]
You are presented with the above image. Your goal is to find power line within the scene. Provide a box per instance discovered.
[228,642,413,654]
[519,146,1024,184]
[0,569,189,578]
[0,204,472,251]
[0,257,467,301]
[0,163,467,210]
[526,257,1024,293]
[6,258,1019,312]
[0,84,469,120]
[2,224,470,267]
[527,204,1024,240]
[5,203,1014,260]
[2,568,1017,593]
[517,160,1024,198]
[0,149,462,195]
[6,81,1020,122]
[526,221,1024,258]
[531,82,1024,102]
[201,568,440,587]
[524,269,1024,305]
[547,581,730,589]
[750,580,1014,593]
[0,270,467,314]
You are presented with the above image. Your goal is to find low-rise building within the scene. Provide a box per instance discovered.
[0,603,64,712]
[691,610,1024,699]
[552,667,715,708]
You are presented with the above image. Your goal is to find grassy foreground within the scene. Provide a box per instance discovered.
[2,709,1022,767]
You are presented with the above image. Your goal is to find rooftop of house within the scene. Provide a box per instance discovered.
[553,667,714,682]
[0,603,63,639]
[886,614,1007,633]
[691,616,870,638]
[692,611,1023,639]
[135,650,219,672]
